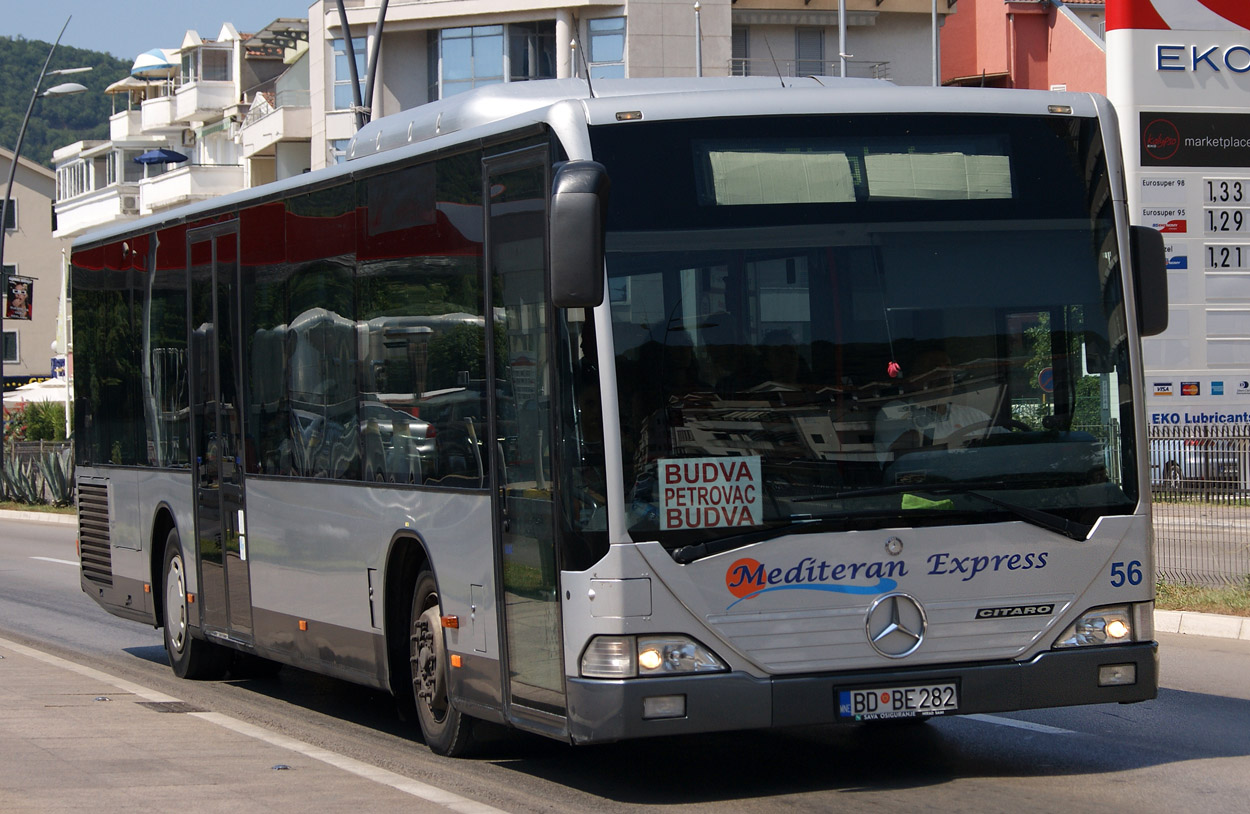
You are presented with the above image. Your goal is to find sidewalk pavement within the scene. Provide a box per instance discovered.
[0,635,506,814]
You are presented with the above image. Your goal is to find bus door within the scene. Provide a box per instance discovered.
[188,223,253,643]
[484,147,566,725]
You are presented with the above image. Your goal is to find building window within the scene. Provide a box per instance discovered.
[732,26,750,76]
[441,26,505,97]
[588,17,626,79]
[509,22,556,82]
[328,139,351,165]
[433,23,555,100]
[334,37,368,111]
[181,46,233,84]
[201,48,231,81]
[2,330,17,364]
[1,198,14,230]
[795,27,825,76]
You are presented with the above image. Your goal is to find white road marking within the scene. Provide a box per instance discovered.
[0,635,510,813]
[31,556,79,566]
[963,713,1077,735]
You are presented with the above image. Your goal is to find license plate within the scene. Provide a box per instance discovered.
[838,683,958,721]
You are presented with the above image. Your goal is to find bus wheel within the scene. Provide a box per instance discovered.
[162,529,229,680]
[410,570,475,756]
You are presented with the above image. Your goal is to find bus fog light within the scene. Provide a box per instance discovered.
[1099,663,1137,687]
[642,695,686,719]
[636,636,727,675]
[1054,605,1133,648]
[581,636,637,678]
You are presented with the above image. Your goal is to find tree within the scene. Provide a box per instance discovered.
[0,36,128,168]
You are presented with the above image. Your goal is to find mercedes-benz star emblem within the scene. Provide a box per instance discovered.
[865,592,927,658]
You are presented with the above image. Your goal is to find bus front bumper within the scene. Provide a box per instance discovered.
[564,642,1158,744]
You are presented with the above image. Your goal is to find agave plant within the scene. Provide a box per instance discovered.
[38,446,75,507]
[2,454,43,505]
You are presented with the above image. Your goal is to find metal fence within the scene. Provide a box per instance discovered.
[1149,424,1250,587]
[2,441,73,505]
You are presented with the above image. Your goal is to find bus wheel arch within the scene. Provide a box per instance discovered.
[149,506,178,630]
[384,532,430,714]
[160,527,230,679]
[410,568,476,756]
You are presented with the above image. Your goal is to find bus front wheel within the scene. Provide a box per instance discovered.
[410,570,476,756]
[161,529,229,680]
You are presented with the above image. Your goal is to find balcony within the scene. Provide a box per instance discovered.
[174,80,238,124]
[54,184,141,239]
[109,111,145,141]
[240,89,312,159]
[141,93,180,132]
[139,164,244,214]
[729,58,892,80]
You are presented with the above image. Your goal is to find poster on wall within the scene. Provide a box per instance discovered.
[5,276,33,320]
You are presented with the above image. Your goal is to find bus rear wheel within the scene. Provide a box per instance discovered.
[162,529,229,680]
[410,570,476,756]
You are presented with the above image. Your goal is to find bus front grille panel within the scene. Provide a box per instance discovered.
[77,481,113,586]
[707,595,1074,672]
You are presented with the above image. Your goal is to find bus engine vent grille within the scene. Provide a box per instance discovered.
[77,481,113,586]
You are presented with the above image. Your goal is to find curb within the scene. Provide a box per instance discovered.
[1154,609,1250,642]
[0,508,76,525]
[3,508,1247,640]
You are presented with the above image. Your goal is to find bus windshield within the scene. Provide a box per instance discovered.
[589,113,1139,556]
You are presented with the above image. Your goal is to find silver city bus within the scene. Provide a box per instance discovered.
[74,77,1167,756]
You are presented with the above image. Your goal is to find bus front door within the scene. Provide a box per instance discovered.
[188,224,253,644]
[485,148,566,726]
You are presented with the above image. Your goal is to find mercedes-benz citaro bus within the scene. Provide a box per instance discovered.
[73,77,1167,756]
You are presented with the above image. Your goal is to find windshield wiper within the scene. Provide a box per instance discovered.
[830,481,1091,541]
[672,514,872,564]
[962,489,1092,541]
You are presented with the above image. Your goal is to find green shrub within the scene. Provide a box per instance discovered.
[23,402,68,442]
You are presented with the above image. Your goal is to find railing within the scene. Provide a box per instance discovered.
[242,89,311,128]
[1149,424,1250,587]
[729,57,891,80]
[2,441,73,505]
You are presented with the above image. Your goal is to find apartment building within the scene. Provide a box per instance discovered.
[309,0,954,169]
[53,20,310,239]
[1,148,73,390]
[52,2,952,236]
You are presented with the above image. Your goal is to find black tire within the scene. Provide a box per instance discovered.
[162,529,230,680]
[410,570,476,756]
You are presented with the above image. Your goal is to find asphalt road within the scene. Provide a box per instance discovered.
[3,517,1249,813]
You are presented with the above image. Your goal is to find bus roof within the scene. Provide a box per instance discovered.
[73,76,1105,251]
[347,76,1103,162]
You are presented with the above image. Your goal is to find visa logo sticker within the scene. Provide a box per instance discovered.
[1154,382,1174,396]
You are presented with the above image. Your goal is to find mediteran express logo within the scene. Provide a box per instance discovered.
[724,556,903,609]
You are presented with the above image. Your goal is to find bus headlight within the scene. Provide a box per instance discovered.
[581,635,727,678]
[1053,605,1134,648]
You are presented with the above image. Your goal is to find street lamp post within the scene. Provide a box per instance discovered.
[0,16,89,482]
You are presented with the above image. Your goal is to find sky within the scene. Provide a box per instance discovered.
[4,2,317,62]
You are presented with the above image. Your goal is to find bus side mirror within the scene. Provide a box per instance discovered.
[550,160,610,308]
[1131,225,1168,337]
